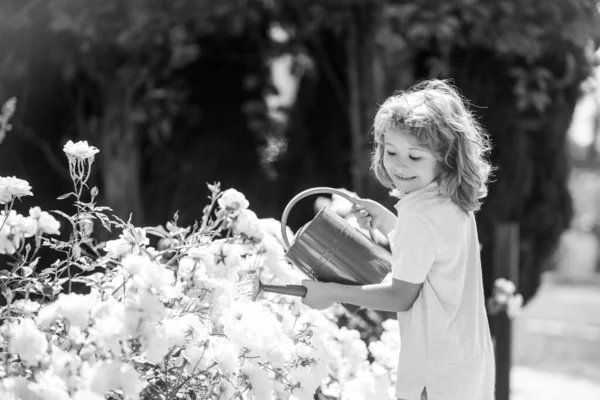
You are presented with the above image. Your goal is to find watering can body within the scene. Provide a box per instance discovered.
[281,188,393,311]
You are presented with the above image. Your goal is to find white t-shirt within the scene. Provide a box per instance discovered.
[387,182,495,400]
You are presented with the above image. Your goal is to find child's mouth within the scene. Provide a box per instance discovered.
[395,175,416,181]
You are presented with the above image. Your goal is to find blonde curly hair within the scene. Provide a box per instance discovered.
[371,79,493,213]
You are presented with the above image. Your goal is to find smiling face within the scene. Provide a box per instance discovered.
[382,127,440,193]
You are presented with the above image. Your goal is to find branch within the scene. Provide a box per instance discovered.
[346,9,364,193]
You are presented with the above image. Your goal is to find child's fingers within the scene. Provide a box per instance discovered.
[350,205,369,216]
[356,214,372,229]
[350,204,362,212]
[358,209,371,219]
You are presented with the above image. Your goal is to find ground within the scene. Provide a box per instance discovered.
[511,271,600,399]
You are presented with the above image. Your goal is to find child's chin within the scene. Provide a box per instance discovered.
[396,178,419,189]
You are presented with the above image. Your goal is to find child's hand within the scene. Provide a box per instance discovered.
[301,280,336,310]
[350,203,373,230]
[349,198,384,230]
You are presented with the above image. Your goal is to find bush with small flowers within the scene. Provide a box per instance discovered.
[487,278,524,319]
[0,99,401,399]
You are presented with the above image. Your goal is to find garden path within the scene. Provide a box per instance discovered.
[511,271,600,399]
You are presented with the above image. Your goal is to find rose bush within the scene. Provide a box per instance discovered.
[0,98,400,399]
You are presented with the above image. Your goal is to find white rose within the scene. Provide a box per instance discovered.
[49,346,82,386]
[91,298,126,336]
[234,209,263,240]
[1,210,36,238]
[143,325,170,363]
[187,247,215,277]
[507,293,524,318]
[88,361,142,400]
[177,256,196,279]
[0,176,33,204]
[258,218,294,248]
[11,299,41,317]
[123,254,175,295]
[127,290,168,326]
[494,278,516,295]
[218,381,235,400]
[165,314,206,345]
[0,228,18,254]
[295,343,317,359]
[0,377,38,400]
[184,345,211,374]
[21,217,38,237]
[211,337,240,375]
[104,238,134,258]
[218,188,249,211]
[6,318,48,365]
[216,243,242,270]
[37,293,91,328]
[0,187,11,204]
[72,390,104,400]
[63,140,100,160]
[242,363,273,399]
[29,206,42,219]
[188,316,210,343]
[162,317,189,347]
[38,211,61,235]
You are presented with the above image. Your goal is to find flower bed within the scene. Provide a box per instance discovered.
[0,131,399,399]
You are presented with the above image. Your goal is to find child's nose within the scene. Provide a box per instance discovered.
[393,159,409,171]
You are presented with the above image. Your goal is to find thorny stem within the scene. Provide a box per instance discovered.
[200,190,221,233]
[258,362,296,387]
[227,383,251,400]
[167,359,217,400]
[0,199,14,232]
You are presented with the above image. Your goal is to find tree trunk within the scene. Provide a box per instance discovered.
[349,3,395,205]
[99,89,143,226]
[346,9,365,195]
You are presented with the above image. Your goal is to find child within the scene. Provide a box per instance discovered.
[301,79,495,400]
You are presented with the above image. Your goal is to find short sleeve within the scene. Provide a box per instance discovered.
[389,212,437,283]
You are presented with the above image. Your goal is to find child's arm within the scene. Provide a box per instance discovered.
[302,278,422,313]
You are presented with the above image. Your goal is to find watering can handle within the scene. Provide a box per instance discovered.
[280,187,379,250]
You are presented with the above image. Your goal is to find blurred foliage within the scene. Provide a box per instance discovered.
[0,0,273,225]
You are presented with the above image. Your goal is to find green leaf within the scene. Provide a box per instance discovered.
[52,210,74,224]
[2,287,14,303]
[145,225,170,238]
[29,257,40,271]
[57,192,75,200]
[95,212,112,232]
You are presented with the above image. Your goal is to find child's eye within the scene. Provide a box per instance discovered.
[409,155,421,161]
[385,150,396,156]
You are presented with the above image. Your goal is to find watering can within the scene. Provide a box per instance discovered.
[280,187,392,311]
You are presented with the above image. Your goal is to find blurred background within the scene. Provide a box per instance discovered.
[1,0,600,398]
